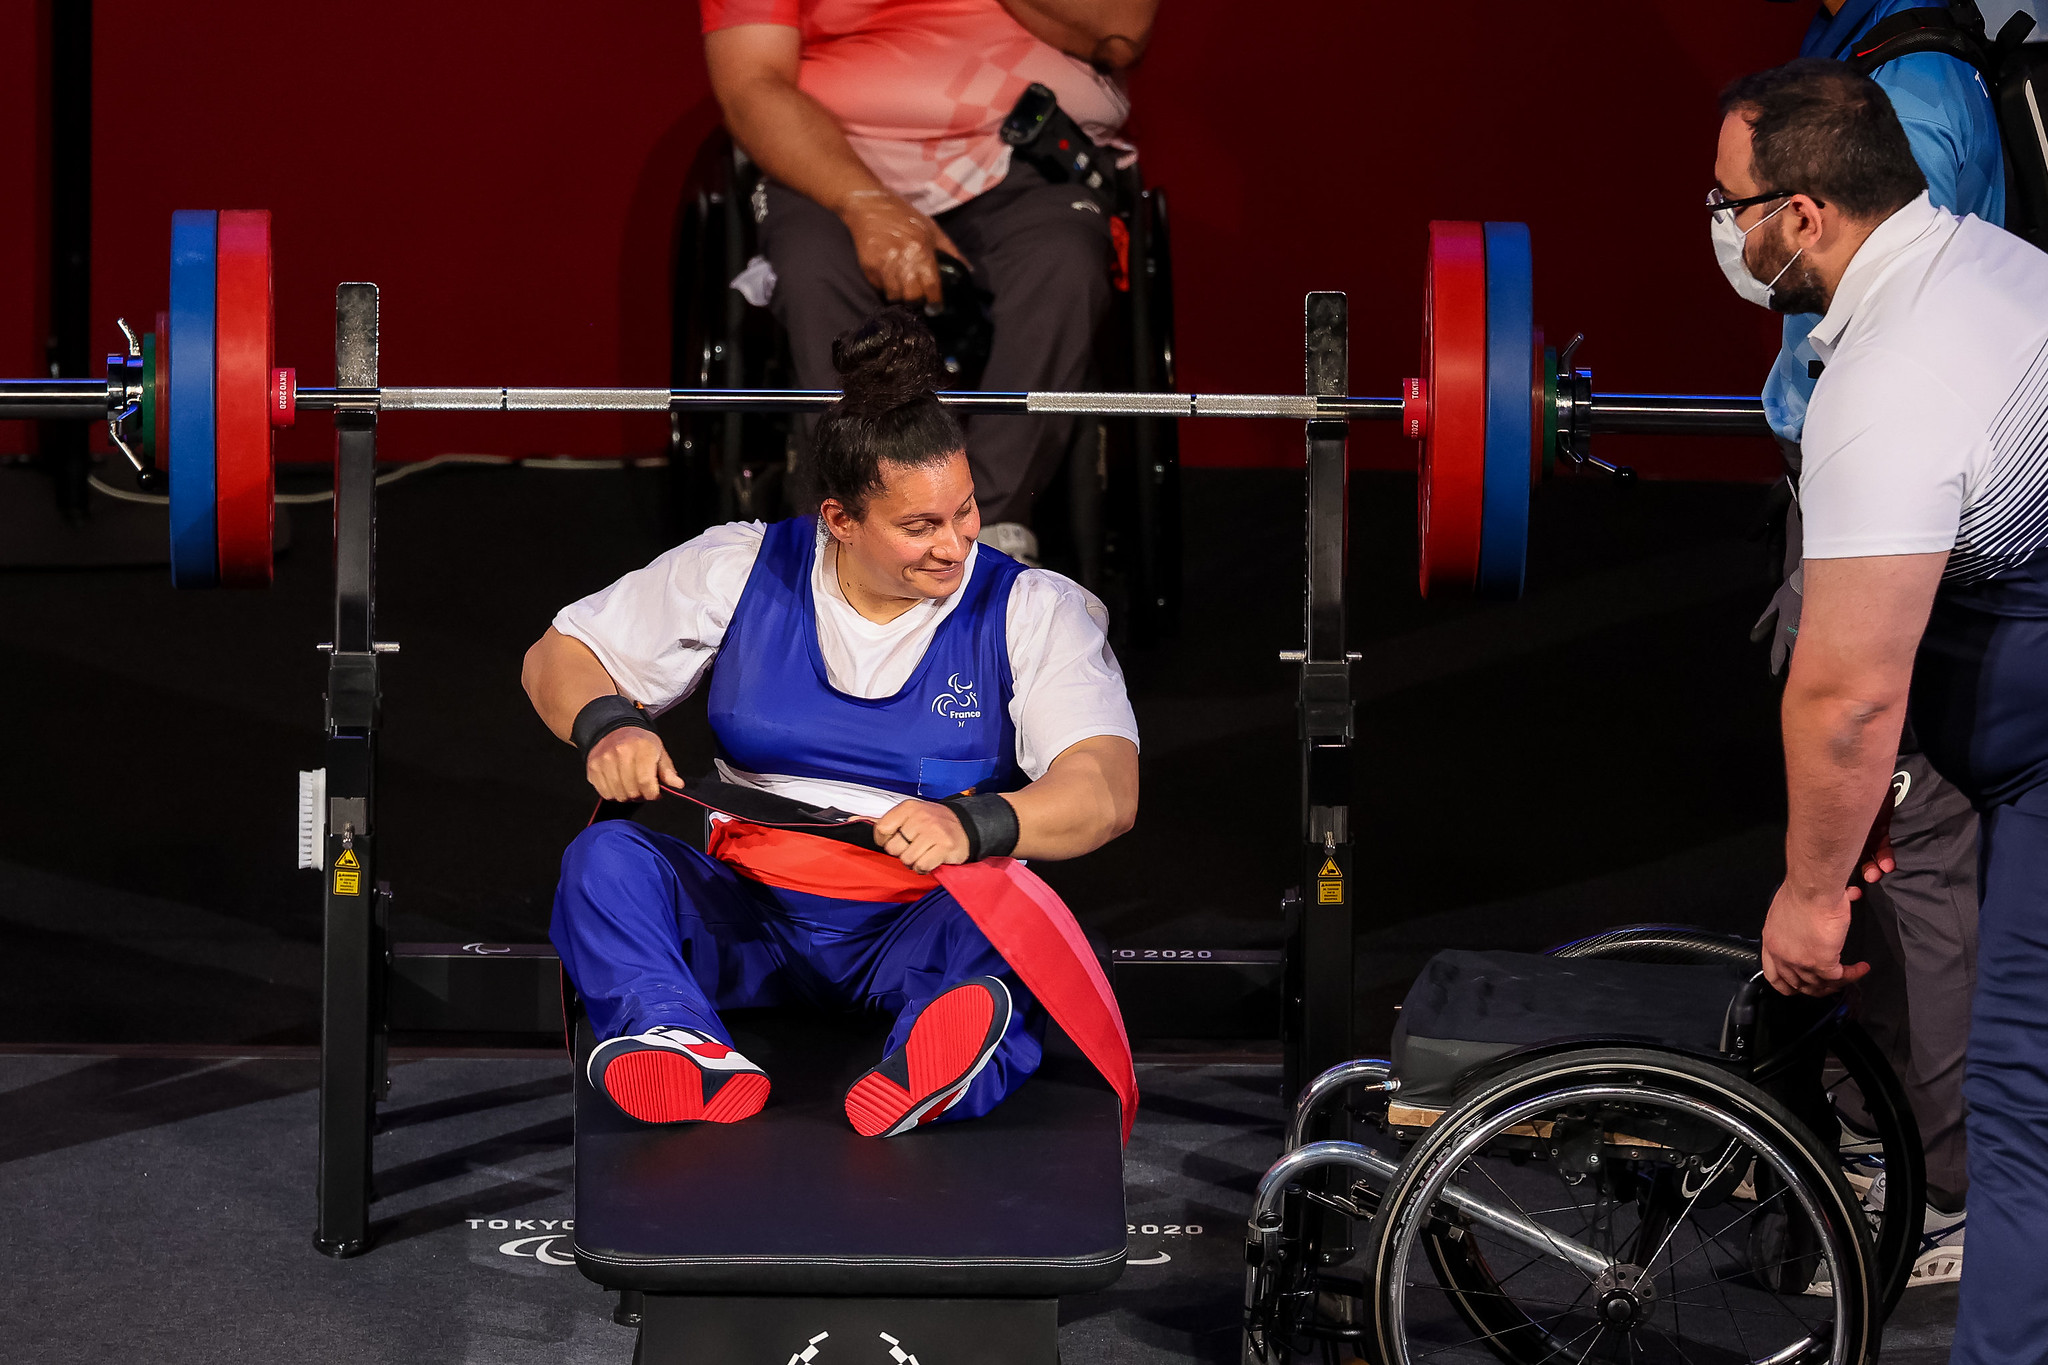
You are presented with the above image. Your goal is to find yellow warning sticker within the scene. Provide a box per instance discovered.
[334,847,362,896]
[1317,880,1343,904]
[1317,857,1341,879]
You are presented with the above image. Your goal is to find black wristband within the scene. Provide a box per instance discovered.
[572,695,654,765]
[941,792,1020,861]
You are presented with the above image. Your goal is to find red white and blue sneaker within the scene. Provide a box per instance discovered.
[587,1025,770,1125]
[844,977,1013,1137]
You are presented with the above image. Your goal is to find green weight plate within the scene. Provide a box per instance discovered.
[1542,345,1558,479]
[140,331,157,461]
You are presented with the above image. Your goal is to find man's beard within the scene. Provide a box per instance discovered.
[1752,227,1829,315]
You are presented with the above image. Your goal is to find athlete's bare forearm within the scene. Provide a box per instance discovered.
[1006,735,1138,859]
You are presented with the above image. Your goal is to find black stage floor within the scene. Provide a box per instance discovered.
[0,460,1958,1357]
[3,1052,1956,1365]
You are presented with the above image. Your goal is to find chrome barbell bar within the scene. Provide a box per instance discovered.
[1,376,1767,436]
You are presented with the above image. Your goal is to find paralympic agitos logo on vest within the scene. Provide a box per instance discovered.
[931,673,981,723]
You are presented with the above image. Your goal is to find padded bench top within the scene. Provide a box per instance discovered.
[572,1009,1127,1297]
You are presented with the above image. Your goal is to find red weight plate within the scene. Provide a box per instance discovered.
[1418,221,1487,596]
[214,210,275,587]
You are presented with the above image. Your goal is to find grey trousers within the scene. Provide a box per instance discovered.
[756,163,1113,525]
[1844,751,1981,1209]
[1767,452,1981,1208]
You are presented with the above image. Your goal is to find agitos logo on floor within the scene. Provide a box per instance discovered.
[785,1330,925,1365]
[466,1216,575,1267]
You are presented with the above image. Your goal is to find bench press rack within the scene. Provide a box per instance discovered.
[0,213,1778,1272]
[295,285,1387,1258]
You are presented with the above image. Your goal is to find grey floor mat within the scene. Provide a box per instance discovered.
[2,1054,1953,1364]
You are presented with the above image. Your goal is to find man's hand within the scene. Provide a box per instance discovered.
[839,191,967,308]
[1857,797,1898,886]
[1760,881,1870,997]
[586,728,682,803]
[871,799,970,874]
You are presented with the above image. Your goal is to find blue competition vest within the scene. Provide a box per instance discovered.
[706,518,1028,801]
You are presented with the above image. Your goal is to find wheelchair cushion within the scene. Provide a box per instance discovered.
[1391,949,1753,1110]
[571,1008,1126,1296]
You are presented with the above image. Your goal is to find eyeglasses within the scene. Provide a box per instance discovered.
[1705,187,1799,222]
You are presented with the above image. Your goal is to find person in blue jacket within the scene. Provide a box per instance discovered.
[1744,0,2017,1288]
[1763,0,2008,443]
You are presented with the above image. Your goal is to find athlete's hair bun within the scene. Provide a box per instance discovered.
[809,307,964,519]
[831,307,949,417]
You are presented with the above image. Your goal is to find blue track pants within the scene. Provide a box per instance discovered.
[1954,781,2048,1363]
[549,820,1044,1122]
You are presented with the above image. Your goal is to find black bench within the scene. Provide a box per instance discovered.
[572,1009,1127,1365]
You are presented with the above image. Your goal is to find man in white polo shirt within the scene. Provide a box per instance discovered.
[1713,58,2048,1359]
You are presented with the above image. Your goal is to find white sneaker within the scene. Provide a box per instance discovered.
[1838,1120,1887,1203]
[1911,1207,1965,1286]
[1802,1202,1964,1295]
[977,521,1040,567]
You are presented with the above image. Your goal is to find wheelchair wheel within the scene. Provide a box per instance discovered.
[1364,1048,1875,1365]
[1550,926,1925,1316]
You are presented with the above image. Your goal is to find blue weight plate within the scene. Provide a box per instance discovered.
[1477,221,1533,599]
[168,210,219,588]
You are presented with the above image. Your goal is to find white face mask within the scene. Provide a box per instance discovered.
[1711,199,1802,309]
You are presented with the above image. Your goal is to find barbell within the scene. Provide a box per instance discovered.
[0,210,1770,596]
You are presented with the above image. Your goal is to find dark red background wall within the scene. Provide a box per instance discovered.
[2,0,1811,479]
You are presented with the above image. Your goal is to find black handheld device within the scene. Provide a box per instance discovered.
[999,82,1111,196]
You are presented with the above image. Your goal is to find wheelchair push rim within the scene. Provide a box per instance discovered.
[1366,1050,1876,1365]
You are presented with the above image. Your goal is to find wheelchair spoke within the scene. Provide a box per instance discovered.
[1672,1221,1834,1351]
[1663,1298,1831,1319]
[1405,1278,1596,1314]
[1409,1302,1595,1361]
[1639,1141,1746,1273]
[1650,1184,1792,1279]
[1708,1237,1754,1364]
[1467,1157,1602,1284]
[1638,1321,1706,1365]
[1566,1320,1609,1365]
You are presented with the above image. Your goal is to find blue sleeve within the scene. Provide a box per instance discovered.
[1765,315,1823,444]
[1876,52,2006,224]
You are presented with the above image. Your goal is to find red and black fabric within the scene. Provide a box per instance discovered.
[611,778,1141,1144]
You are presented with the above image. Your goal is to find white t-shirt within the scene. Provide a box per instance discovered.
[553,521,1140,816]
[1800,193,2048,584]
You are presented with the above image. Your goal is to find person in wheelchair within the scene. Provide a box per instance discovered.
[522,308,1139,1137]
[701,0,1160,566]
